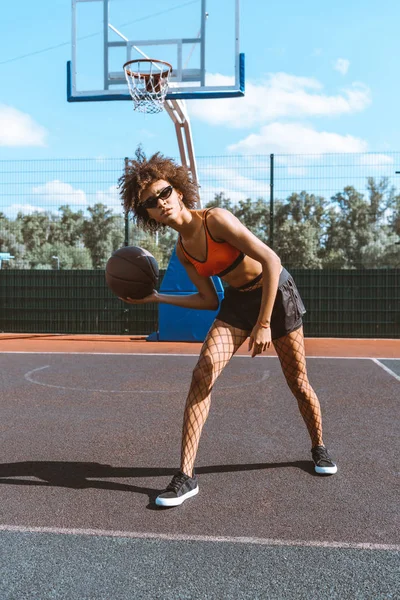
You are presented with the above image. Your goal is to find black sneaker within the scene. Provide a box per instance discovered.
[155,471,199,507]
[312,446,338,475]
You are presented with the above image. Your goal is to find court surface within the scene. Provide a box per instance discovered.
[0,335,399,599]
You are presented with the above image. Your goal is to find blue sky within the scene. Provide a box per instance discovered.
[0,0,399,216]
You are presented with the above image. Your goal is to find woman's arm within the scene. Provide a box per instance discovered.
[157,256,219,310]
[207,208,281,355]
[121,244,219,311]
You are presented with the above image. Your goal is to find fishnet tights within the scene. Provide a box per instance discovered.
[180,323,324,477]
[273,326,323,448]
[180,320,248,477]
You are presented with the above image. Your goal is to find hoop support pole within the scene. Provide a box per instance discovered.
[165,99,200,206]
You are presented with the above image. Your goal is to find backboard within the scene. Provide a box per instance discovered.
[67,0,244,103]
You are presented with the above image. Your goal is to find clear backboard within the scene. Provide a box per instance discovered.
[67,0,244,103]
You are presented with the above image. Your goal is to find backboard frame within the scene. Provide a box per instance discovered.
[67,0,245,102]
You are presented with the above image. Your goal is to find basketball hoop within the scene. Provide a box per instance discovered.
[123,59,172,114]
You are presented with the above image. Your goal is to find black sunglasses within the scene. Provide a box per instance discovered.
[141,185,173,209]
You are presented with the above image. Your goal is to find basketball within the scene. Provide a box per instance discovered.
[105,246,159,300]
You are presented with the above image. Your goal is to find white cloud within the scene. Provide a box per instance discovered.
[200,186,250,205]
[95,185,121,212]
[200,165,264,191]
[3,183,123,218]
[197,164,269,205]
[333,58,350,75]
[3,204,46,218]
[228,122,368,155]
[357,153,395,175]
[359,153,394,166]
[28,181,124,214]
[0,105,47,147]
[188,72,370,128]
[32,180,87,207]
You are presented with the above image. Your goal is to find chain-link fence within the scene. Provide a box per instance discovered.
[1,267,398,337]
[0,152,399,269]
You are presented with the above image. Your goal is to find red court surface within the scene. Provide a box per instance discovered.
[0,333,399,357]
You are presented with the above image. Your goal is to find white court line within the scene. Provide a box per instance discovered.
[371,358,400,382]
[0,524,398,552]
[1,352,398,360]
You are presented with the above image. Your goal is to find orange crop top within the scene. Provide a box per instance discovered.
[178,208,245,277]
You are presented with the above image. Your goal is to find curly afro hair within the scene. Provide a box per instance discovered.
[118,147,200,233]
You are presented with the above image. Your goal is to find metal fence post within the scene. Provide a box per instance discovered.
[269,153,274,249]
[124,157,129,246]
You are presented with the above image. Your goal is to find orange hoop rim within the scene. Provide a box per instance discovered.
[123,58,173,79]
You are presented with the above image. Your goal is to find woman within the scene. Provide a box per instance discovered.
[119,149,337,508]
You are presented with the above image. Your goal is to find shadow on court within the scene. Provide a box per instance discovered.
[0,460,315,505]
[0,351,399,599]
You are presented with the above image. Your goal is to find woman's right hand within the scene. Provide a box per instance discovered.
[119,290,159,305]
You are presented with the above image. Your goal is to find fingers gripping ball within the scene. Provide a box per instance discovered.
[105,246,159,299]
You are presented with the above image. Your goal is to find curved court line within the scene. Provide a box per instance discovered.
[24,365,270,394]
[0,524,398,552]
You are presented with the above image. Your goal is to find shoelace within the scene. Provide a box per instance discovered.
[313,446,330,463]
[166,472,188,493]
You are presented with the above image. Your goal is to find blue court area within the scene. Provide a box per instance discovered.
[0,352,399,599]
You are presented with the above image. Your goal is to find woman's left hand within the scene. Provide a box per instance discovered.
[118,290,159,304]
[248,324,272,358]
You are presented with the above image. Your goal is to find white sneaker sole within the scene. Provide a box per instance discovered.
[315,464,338,475]
[155,485,199,507]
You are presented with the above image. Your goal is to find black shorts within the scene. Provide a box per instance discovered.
[216,267,306,340]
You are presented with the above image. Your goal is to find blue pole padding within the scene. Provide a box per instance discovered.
[147,246,224,342]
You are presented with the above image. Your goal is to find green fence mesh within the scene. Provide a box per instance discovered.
[0,269,398,338]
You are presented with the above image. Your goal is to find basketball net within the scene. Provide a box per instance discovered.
[123,59,172,114]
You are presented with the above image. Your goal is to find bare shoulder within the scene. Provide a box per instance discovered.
[206,207,235,224]
[206,207,244,239]
[206,207,280,264]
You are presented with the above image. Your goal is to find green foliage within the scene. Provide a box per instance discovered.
[206,195,270,243]
[82,204,124,269]
[0,177,399,269]
[321,181,400,268]
[275,220,323,268]
[274,192,327,268]
[234,198,270,244]
[206,192,234,211]
[56,205,85,246]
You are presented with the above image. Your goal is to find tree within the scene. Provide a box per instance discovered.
[321,178,400,268]
[385,184,400,238]
[82,204,124,268]
[360,228,400,268]
[1,174,398,270]
[0,214,22,253]
[367,177,396,224]
[18,211,52,251]
[323,186,372,268]
[233,197,270,244]
[55,205,85,246]
[272,192,327,268]
[206,192,234,211]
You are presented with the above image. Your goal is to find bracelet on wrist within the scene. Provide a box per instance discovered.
[258,320,270,329]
